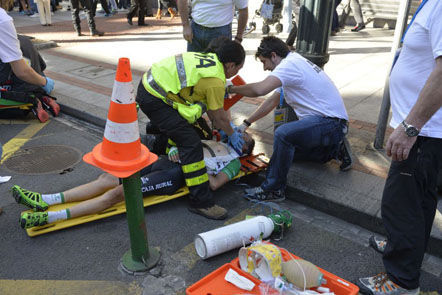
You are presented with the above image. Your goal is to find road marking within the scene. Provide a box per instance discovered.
[0,122,47,164]
[0,280,142,295]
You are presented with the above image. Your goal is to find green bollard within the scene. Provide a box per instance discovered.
[120,171,160,273]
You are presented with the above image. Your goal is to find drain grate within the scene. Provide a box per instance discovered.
[4,145,82,175]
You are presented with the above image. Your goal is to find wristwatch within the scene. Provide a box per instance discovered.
[401,120,420,137]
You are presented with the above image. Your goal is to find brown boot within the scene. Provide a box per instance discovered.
[155,8,162,19]
[167,7,177,20]
[188,204,227,220]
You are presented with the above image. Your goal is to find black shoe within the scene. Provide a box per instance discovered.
[90,29,105,36]
[338,137,353,171]
[127,18,133,25]
[188,204,227,220]
[369,236,387,254]
[351,23,365,32]
[76,30,82,36]
[138,23,148,26]
[243,186,286,202]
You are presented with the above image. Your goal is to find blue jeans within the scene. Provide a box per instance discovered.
[187,21,232,52]
[261,116,345,192]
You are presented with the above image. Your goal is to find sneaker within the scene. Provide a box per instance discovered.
[369,236,387,254]
[31,99,49,123]
[29,13,39,17]
[40,96,60,117]
[243,186,286,202]
[104,13,112,17]
[12,185,49,212]
[357,273,419,295]
[188,204,227,220]
[20,212,49,229]
[338,137,353,171]
[351,23,366,32]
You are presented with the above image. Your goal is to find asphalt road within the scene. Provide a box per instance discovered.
[1,114,441,294]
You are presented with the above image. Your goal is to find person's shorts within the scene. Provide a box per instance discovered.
[220,158,240,180]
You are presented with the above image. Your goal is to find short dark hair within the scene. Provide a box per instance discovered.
[255,36,290,60]
[205,37,246,66]
[243,132,255,155]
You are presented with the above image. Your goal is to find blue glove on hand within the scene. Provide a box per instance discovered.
[228,130,245,155]
[42,77,54,94]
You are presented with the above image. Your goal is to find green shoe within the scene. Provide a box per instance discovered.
[20,212,49,229]
[12,185,49,212]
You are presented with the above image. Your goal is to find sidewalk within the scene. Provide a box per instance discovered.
[10,7,442,261]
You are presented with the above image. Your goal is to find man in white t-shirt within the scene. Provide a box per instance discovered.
[0,7,55,122]
[357,0,442,294]
[177,0,248,52]
[0,8,54,95]
[227,36,351,202]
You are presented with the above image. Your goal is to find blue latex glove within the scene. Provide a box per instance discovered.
[42,77,54,94]
[228,130,245,155]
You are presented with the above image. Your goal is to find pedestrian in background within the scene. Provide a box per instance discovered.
[349,0,365,32]
[36,0,52,26]
[357,0,442,294]
[126,0,148,26]
[177,0,248,52]
[69,0,105,36]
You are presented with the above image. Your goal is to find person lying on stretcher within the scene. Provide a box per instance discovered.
[12,133,255,230]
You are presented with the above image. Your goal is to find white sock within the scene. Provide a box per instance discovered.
[47,209,69,223]
[41,192,64,205]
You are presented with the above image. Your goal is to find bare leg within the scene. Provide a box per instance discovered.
[68,185,124,218]
[62,173,120,203]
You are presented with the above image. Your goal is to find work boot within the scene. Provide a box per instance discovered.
[12,185,49,212]
[167,7,176,20]
[90,28,105,36]
[188,204,227,220]
[40,96,60,117]
[20,212,49,229]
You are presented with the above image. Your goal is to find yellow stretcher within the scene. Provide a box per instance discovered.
[24,154,269,237]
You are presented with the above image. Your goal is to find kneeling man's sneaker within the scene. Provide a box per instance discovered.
[244,186,285,202]
[338,137,353,171]
[188,204,227,220]
[20,212,49,229]
[357,272,419,295]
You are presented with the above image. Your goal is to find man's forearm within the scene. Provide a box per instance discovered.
[247,92,280,124]
[10,59,46,87]
[235,8,248,40]
[177,0,190,26]
[405,58,442,130]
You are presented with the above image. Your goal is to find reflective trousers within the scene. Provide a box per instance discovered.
[136,83,214,209]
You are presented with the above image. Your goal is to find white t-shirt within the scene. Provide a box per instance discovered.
[389,0,442,138]
[0,8,22,63]
[191,0,248,28]
[269,52,348,120]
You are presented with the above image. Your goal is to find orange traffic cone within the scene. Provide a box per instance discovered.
[83,58,157,178]
[223,75,246,111]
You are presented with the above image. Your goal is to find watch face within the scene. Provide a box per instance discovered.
[406,127,419,137]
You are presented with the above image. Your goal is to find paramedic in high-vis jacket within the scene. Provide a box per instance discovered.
[136,37,246,220]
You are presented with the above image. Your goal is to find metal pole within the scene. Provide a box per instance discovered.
[373,0,413,149]
[120,171,160,273]
[295,0,335,68]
